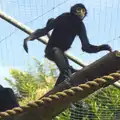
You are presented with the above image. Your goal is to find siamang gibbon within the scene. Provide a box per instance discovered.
[23,3,112,86]
[0,85,19,112]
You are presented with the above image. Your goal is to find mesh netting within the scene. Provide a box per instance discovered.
[1,0,120,119]
[70,85,120,120]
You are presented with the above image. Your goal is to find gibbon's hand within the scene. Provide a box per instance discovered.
[102,44,112,53]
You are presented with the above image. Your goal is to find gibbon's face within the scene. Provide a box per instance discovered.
[75,7,86,20]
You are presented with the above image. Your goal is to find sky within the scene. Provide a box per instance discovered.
[0,0,120,87]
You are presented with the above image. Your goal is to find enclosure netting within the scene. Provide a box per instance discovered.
[1,0,120,120]
[69,85,120,120]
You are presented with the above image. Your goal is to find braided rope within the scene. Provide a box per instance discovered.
[0,71,120,119]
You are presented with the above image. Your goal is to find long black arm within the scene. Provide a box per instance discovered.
[78,22,112,53]
[23,29,44,53]
[23,18,56,53]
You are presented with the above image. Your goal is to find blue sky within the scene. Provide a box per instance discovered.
[0,0,120,87]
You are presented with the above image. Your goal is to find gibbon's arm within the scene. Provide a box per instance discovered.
[78,22,112,53]
[23,18,56,53]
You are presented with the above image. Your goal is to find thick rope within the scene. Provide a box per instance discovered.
[0,71,120,119]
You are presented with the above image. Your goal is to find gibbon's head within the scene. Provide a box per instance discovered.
[70,3,87,20]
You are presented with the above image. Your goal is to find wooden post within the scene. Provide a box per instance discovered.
[42,51,120,98]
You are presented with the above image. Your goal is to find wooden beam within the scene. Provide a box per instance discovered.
[42,50,120,98]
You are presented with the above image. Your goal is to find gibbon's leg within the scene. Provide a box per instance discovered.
[45,47,73,86]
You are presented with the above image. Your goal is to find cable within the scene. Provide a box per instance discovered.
[97,0,102,44]
[0,0,71,43]
[26,0,71,24]
[113,0,120,38]
[0,29,18,43]
[106,36,120,44]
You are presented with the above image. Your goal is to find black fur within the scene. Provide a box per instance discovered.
[0,86,19,112]
[23,3,112,86]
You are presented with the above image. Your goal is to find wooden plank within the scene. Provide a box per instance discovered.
[42,50,120,98]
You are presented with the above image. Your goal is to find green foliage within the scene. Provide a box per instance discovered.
[54,109,70,120]
[85,86,120,120]
[5,58,70,119]
[5,69,38,98]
